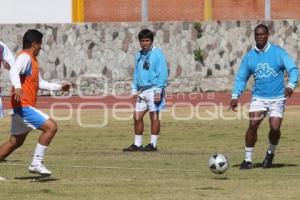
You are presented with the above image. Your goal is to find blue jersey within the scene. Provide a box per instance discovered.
[232,43,298,99]
[132,47,168,94]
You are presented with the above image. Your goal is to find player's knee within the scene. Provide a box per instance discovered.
[150,115,159,121]
[149,112,159,121]
[51,125,58,134]
[49,119,58,133]
[133,114,142,121]
[270,127,280,134]
[9,138,24,149]
[248,123,259,131]
[47,123,58,135]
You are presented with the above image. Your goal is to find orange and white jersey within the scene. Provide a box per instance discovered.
[10,51,62,108]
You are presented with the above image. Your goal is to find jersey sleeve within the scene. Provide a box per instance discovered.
[1,42,15,67]
[154,49,168,93]
[281,50,298,89]
[39,73,62,90]
[131,53,139,95]
[231,55,251,99]
[9,53,31,89]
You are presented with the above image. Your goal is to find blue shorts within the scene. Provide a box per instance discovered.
[11,106,49,135]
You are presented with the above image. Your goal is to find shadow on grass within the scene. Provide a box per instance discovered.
[14,175,59,182]
[232,163,298,168]
[0,159,23,163]
[211,176,229,180]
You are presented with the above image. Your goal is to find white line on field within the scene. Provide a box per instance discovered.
[2,163,300,176]
[1,163,202,172]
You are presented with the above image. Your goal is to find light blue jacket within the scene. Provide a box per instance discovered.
[232,43,298,99]
[132,47,168,94]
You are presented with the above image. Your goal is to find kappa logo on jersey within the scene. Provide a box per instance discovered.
[254,63,278,78]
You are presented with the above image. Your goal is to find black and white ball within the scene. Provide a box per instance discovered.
[208,154,229,174]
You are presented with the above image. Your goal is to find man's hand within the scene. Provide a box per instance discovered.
[132,94,138,102]
[13,88,23,101]
[154,92,161,103]
[3,61,11,70]
[228,99,238,112]
[284,87,293,98]
[61,83,75,91]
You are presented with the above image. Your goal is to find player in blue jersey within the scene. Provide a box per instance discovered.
[229,24,298,169]
[123,29,168,152]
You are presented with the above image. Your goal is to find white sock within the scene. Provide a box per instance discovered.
[245,147,254,162]
[134,135,143,147]
[150,134,159,147]
[31,143,48,166]
[267,144,277,154]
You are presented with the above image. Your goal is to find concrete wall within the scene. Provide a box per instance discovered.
[0,20,299,96]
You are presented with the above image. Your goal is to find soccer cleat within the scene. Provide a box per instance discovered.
[28,163,52,176]
[262,152,274,168]
[122,144,143,152]
[143,143,157,152]
[239,160,253,169]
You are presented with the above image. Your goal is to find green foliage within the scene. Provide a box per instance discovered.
[193,48,204,65]
[193,22,202,38]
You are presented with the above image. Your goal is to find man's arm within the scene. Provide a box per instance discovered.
[281,50,298,98]
[229,56,251,111]
[39,73,62,90]
[1,42,15,70]
[154,50,168,94]
[131,54,139,99]
[39,74,73,91]
[9,54,31,101]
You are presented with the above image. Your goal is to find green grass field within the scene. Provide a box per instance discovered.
[1,106,300,200]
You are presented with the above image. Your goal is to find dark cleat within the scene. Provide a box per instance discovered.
[262,152,274,168]
[240,160,253,169]
[122,144,143,152]
[143,143,157,152]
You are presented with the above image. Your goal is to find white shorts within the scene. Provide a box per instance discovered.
[249,98,286,118]
[135,89,165,112]
[11,106,49,135]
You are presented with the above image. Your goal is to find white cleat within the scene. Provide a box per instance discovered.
[28,164,52,176]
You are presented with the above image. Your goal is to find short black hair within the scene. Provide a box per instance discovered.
[254,24,269,34]
[138,29,154,41]
[23,29,43,49]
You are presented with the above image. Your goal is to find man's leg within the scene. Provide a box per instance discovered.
[123,110,147,152]
[240,111,265,169]
[0,133,28,161]
[262,117,283,168]
[143,111,160,151]
[29,118,58,176]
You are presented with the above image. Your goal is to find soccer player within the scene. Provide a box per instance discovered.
[0,41,15,118]
[0,29,72,176]
[229,24,298,169]
[123,29,168,152]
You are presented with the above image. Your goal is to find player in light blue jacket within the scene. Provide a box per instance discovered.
[123,29,168,152]
[229,24,298,169]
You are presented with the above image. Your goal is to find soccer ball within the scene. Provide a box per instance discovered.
[208,154,229,174]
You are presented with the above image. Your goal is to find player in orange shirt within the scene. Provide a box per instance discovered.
[0,29,72,176]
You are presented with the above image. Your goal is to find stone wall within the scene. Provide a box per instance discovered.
[0,20,299,96]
